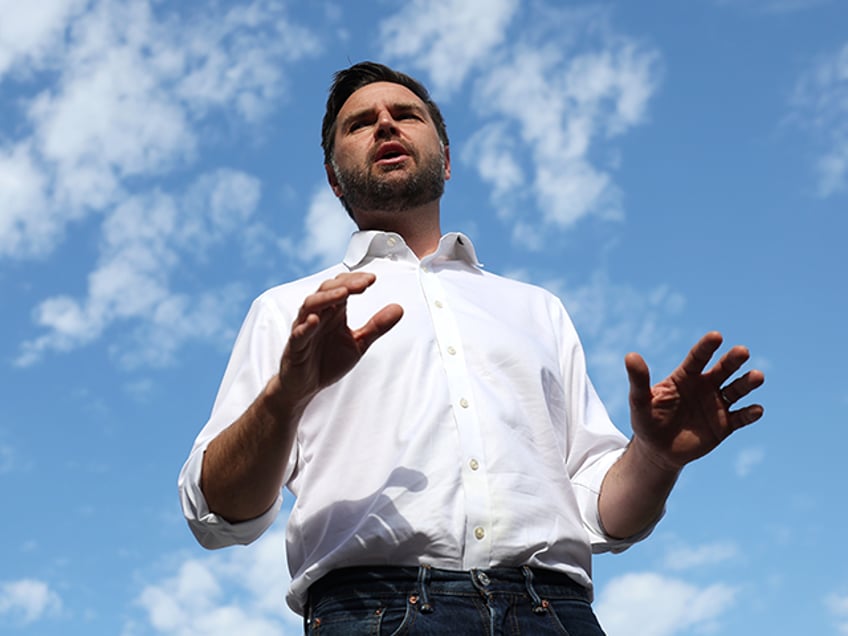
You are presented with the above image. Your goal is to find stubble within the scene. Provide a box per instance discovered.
[331,144,446,215]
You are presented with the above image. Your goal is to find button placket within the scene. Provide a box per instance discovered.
[418,264,492,566]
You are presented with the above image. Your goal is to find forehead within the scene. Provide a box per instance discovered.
[338,81,429,118]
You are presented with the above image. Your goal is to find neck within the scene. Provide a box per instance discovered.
[354,200,442,259]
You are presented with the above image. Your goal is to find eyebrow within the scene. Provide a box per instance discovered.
[340,102,429,130]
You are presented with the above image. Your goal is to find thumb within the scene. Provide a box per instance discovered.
[625,352,652,421]
[353,304,404,353]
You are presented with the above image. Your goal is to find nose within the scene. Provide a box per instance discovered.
[375,109,398,138]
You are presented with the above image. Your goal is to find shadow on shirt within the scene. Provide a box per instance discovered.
[291,466,444,569]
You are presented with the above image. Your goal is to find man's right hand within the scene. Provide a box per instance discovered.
[201,272,401,523]
[275,272,404,409]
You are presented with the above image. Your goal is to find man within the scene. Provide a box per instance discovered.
[179,62,764,635]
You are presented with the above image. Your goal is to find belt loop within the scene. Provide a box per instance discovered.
[521,566,548,614]
[416,564,434,613]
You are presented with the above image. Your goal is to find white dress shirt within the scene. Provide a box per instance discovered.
[179,231,653,614]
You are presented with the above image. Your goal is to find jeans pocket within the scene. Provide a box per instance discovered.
[545,599,606,636]
[377,596,417,636]
[309,599,383,635]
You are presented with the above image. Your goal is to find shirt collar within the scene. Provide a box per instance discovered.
[343,231,483,270]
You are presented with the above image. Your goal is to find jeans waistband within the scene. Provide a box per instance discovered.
[308,565,589,606]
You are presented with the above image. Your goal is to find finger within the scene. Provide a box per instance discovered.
[289,293,350,354]
[296,273,380,322]
[719,369,765,404]
[707,345,751,387]
[676,331,723,376]
[286,313,322,363]
[625,352,652,417]
[297,287,349,321]
[727,403,765,432]
[353,304,404,352]
[319,272,377,294]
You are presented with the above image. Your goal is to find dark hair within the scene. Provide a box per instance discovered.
[321,61,449,163]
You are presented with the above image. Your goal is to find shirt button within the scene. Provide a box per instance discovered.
[386,236,397,247]
[434,300,443,309]
[459,398,469,408]
[447,346,456,355]
[474,527,486,540]
[469,459,479,471]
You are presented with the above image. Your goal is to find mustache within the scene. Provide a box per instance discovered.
[369,140,414,163]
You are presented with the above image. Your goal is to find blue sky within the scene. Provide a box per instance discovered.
[1,0,846,634]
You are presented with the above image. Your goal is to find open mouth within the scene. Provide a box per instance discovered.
[374,142,410,163]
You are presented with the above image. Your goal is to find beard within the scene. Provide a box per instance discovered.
[331,144,446,217]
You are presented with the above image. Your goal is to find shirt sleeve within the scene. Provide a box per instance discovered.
[177,294,294,549]
[553,299,662,554]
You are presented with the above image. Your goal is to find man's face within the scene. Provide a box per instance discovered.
[327,82,450,217]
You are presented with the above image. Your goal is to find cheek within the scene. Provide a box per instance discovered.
[336,141,371,169]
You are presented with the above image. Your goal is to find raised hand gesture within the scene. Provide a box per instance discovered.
[625,331,765,472]
[201,271,402,522]
[277,272,404,408]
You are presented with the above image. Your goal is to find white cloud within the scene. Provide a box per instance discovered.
[16,170,259,367]
[127,529,300,636]
[470,19,661,231]
[542,272,685,420]
[0,0,85,81]
[828,592,848,635]
[713,0,832,13]
[829,592,848,614]
[0,443,14,474]
[0,142,52,258]
[388,4,661,239]
[295,186,357,268]
[5,0,323,365]
[462,123,526,203]
[595,572,737,636]
[380,0,519,96]
[0,578,62,625]
[663,541,740,571]
[790,41,848,197]
[1,0,320,261]
[381,3,661,234]
[734,446,766,477]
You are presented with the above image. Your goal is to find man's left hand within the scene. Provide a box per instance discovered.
[624,331,765,472]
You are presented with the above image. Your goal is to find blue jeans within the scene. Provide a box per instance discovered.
[305,565,606,635]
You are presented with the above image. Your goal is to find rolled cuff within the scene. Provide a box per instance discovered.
[177,445,282,549]
[571,448,662,554]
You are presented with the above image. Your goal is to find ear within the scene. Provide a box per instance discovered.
[444,145,451,181]
[325,163,344,198]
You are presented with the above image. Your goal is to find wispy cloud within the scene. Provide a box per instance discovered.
[289,186,357,269]
[0,578,61,626]
[381,4,661,242]
[125,529,299,636]
[735,446,766,477]
[713,0,832,13]
[380,0,519,97]
[2,0,318,260]
[663,540,740,571]
[789,41,848,197]
[16,170,259,367]
[827,592,848,635]
[540,271,686,420]
[5,0,321,365]
[595,571,737,636]
[0,442,15,474]
[0,0,86,81]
